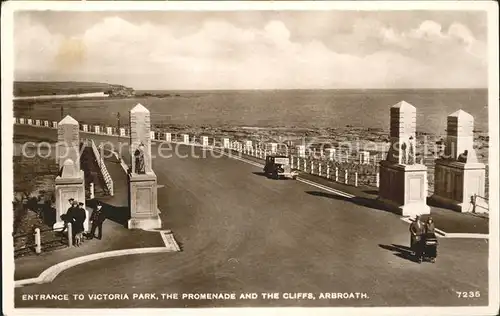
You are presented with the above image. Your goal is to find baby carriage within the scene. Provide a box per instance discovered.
[421,233,438,263]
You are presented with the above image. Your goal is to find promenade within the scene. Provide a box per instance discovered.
[13,125,489,307]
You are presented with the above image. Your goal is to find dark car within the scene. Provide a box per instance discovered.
[263,155,298,180]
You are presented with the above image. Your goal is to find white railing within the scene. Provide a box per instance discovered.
[89,139,114,196]
[473,194,489,214]
[14,116,381,188]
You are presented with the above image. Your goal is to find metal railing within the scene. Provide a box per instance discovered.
[13,223,73,257]
[87,139,114,196]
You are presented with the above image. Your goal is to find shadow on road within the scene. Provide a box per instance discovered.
[87,199,130,228]
[305,190,391,213]
[252,171,268,177]
[379,244,417,263]
[363,189,379,195]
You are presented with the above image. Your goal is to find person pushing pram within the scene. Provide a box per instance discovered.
[409,215,438,263]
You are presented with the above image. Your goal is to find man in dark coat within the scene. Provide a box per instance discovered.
[60,199,77,234]
[88,202,106,240]
[409,215,426,262]
[72,202,87,236]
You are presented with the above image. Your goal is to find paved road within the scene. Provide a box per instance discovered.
[13,126,489,307]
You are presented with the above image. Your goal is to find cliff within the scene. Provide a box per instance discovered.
[14,81,135,98]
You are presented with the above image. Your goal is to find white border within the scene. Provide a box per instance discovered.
[2,1,499,316]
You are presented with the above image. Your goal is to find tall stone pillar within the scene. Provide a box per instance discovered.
[128,103,162,229]
[430,110,486,212]
[54,115,87,230]
[379,101,430,216]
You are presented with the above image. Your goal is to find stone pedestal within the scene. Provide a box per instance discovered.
[379,161,430,216]
[429,110,486,212]
[128,173,161,229]
[431,160,486,212]
[128,104,162,229]
[378,101,430,216]
[54,169,87,231]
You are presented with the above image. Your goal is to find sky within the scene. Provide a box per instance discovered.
[14,10,488,90]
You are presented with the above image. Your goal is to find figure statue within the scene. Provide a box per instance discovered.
[408,137,415,165]
[457,150,468,163]
[134,143,146,174]
[401,142,407,164]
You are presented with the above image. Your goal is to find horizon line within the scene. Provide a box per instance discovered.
[13,80,488,91]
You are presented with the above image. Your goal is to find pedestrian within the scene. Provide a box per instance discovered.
[60,198,77,235]
[88,202,106,240]
[73,202,87,246]
[425,217,436,235]
[409,215,425,263]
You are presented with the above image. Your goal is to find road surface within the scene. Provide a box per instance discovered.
[13,126,489,307]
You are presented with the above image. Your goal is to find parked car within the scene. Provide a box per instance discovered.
[263,155,298,180]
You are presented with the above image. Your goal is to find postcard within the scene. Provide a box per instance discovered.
[2,1,499,315]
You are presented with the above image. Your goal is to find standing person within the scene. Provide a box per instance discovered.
[60,199,77,235]
[88,202,106,240]
[72,202,87,245]
[409,215,425,263]
[424,217,438,263]
[425,217,436,234]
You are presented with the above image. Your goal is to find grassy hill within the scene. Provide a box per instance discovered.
[14,81,134,97]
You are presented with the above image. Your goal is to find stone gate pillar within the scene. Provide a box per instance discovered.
[430,110,486,212]
[54,115,87,230]
[128,103,162,229]
[378,101,430,216]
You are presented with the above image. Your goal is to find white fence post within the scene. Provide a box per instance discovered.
[120,128,126,136]
[335,167,339,182]
[270,143,277,154]
[202,136,208,147]
[354,172,358,187]
[34,228,41,254]
[318,163,322,177]
[344,169,349,185]
[90,182,95,199]
[67,223,73,247]
[327,164,330,179]
[376,172,380,188]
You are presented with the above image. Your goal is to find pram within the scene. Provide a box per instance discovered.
[412,233,438,263]
[421,233,438,263]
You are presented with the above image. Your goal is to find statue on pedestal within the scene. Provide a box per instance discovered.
[134,143,146,174]
[401,142,407,164]
[408,136,415,165]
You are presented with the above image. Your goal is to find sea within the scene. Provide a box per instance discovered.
[13,89,489,134]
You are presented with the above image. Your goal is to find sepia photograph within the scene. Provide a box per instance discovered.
[2,1,499,315]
